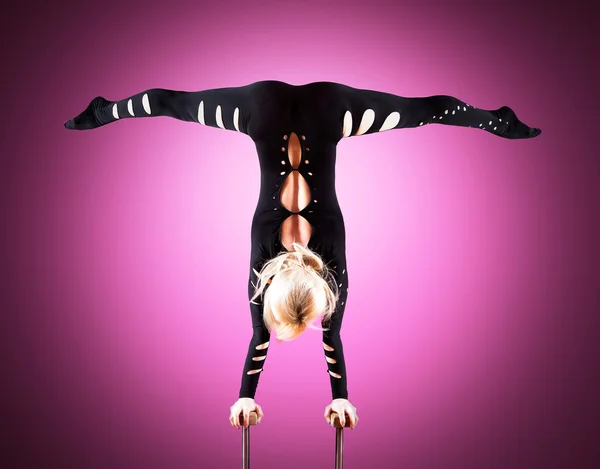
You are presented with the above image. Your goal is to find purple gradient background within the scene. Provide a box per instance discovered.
[3,0,599,468]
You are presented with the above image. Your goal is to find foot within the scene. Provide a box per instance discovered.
[64,96,111,130]
[497,105,541,139]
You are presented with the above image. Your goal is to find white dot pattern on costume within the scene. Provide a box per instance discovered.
[355,109,375,135]
[198,101,205,124]
[142,93,151,114]
[112,104,119,119]
[127,99,134,116]
[233,107,240,131]
[379,111,401,131]
[216,105,225,129]
[342,111,353,137]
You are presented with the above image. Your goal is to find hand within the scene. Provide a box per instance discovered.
[324,398,359,429]
[229,397,264,429]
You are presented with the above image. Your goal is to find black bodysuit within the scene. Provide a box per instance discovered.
[65,80,541,402]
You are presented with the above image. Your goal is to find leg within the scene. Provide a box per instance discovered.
[330,82,542,140]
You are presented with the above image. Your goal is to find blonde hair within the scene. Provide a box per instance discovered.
[250,242,340,341]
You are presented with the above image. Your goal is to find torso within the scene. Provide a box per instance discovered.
[247,80,346,261]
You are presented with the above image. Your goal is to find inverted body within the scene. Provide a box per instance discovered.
[65,79,541,402]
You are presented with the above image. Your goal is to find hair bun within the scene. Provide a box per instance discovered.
[289,242,324,274]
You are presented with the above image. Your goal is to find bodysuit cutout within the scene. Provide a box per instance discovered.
[280,132,312,251]
[247,341,270,375]
[323,342,341,377]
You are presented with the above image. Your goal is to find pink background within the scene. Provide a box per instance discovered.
[3,0,599,468]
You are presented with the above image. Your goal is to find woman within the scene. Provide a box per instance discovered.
[65,80,541,431]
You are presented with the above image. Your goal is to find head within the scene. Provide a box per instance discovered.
[250,242,340,341]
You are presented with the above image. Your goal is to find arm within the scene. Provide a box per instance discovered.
[238,324,271,399]
[238,275,272,399]
[327,82,541,140]
[322,302,348,400]
[64,84,255,136]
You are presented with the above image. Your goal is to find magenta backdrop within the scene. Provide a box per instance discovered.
[3,0,599,468]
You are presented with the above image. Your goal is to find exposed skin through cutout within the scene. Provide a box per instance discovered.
[279,131,312,252]
[324,342,340,376]
[281,214,312,251]
[248,342,268,374]
[286,132,302,168]
[280,170,311,212]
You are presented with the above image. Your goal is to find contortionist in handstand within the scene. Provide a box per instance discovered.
[65,80,541,431]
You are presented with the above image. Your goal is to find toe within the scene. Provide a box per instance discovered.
[530,127,541,138]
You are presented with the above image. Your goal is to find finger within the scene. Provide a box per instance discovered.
[324,406,333,424]
[244,410,250,428]
[255,404,264,422]
[339,410,345,427]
